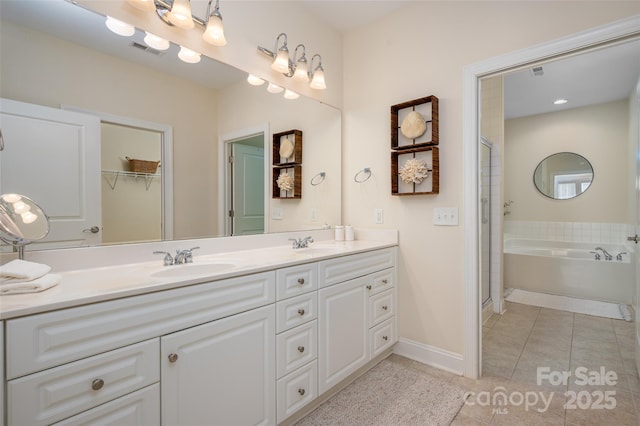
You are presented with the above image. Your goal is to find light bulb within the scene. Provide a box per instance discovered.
[267,83,283,94]
[284,89,300,100]
[1,194,22,203]
[310,68,326,90]
[144,32,169,51]
[105,16,135,37]
[272,49,290,73]
[169,0,194,29]
[13,201,30,214]
[125,0,156,12]
[247,74,265,86]
[202,14,227,46]
[21,211,37,224]
[178,46,201,64]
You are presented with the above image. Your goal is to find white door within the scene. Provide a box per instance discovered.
[161,305,276,426]
[231,142,264,236]
[0,98,101,248]
[318,277,369,395]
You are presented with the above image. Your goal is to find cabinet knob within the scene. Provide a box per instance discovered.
[298,388,306,396]
[382,305,388,311]
[382,279,388,284]
[168,353,179,363]
[91,379,104,391]
[297,346,305,353]
[297,278,305,285]
[366,285,372,290]
[297,308,305,316]
[382,335,388,341]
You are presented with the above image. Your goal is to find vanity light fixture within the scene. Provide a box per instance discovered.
[309,54,326,90]
[267,82,284,94]
[553,98,568,105]
[202,0,227,46]
[168,0,195,29]
[144,32,170,50]
[105,16,135,36]
[247,74,266,86]
[178,46,201,63]
[284,89,300,100]
[258,33,327,90]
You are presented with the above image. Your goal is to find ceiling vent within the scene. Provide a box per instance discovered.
[531,66,544,77]
[130,41,165,56]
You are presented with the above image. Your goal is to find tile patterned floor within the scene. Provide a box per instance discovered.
[452,301,640,425]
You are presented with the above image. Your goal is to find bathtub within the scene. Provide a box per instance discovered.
[504,239,634,304]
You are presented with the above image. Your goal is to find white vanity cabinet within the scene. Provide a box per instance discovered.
[161,304,276,426]
[318,248,397,395]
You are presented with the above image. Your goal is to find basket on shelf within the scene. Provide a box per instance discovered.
[125,157,160,174]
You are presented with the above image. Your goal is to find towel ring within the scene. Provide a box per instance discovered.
[311,172,326,186]
[354,167,371,183]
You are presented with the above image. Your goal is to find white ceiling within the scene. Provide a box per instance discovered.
[2,0,639,118]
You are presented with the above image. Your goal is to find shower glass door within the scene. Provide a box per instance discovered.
[480,141,492,305]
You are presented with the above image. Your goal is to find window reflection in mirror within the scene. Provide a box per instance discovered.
[533,152,593,200]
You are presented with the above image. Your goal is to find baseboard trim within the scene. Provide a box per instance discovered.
[393,338,464,375]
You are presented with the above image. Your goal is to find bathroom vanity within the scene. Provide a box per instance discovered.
[0,231,397,425]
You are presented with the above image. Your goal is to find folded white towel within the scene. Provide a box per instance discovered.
[0,273,61,295]
[1,259,51,283]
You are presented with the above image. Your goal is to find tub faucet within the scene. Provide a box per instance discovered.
[595,247,612,261]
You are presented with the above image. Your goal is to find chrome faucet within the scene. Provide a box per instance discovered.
[595,247,612,261]
[289,236,314,249]
[153,250,174,266]
[616,252,627,261]
[174,247,200,264]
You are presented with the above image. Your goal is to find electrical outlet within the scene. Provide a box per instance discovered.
[433,207,458,226]
[375,208,384,224]
[311,208,318,222]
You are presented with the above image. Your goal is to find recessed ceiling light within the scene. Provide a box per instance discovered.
[553,98,568,105]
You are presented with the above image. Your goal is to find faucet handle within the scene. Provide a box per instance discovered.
[616,252,627,261]
[589,251,601,261]
[185,247,200,263]
[153,251,174,266]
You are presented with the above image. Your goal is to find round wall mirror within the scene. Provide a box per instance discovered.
[0,194,49,258]
[533,152,593,200]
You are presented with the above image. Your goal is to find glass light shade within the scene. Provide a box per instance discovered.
[12,201,30,214]
[267,83,284,94]
[168,0,194,29]
[105,16,135,37]
[144,32,170,50]
[293,61,309,82]
[202,15,227,46]
[310,68,326,90]
[125,0,156,12]
[21,211,38,224]
[284,89,300,100]
[247,74,266,86]
[178,46,201,64]
[272,49,290,73]
[1,194,22,203]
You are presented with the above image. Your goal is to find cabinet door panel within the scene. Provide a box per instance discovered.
[318,277,368,394]
[318,248,394,288]
[161,305,275,426]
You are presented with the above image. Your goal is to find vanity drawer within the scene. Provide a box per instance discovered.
[52,384,159,426]
[276,292,317,333]
[8,339,159,426]
[6,271,275,378]
[369,289,394,327]
[370,318,396,358]
[276,263,318,300]
[367,268,394,295]
[277,360,318,423]
[318,248,395,288]
[276,320,317,378]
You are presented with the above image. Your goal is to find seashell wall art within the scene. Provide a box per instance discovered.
[398,158,430,184]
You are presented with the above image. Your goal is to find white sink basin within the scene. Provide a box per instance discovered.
[151,263,236,278]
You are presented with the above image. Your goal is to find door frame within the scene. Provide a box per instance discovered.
[62,105,174,240]
[462,16,640,379]
[219,124,270,236]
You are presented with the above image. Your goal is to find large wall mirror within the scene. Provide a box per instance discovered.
[533,152,594,200]
[0,0,341,252]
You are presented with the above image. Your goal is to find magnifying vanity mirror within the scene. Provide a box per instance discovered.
[533,152,594,200]
[0,194,50,259]
[0,0,341,253]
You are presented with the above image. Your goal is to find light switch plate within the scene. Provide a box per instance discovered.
[272,208,284,220]
[375,208,384,224]
[433,207,458,226]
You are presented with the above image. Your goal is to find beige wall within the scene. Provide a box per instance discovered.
[505,100,629,223]
[0,21,219,240]
[343,2,639,355]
